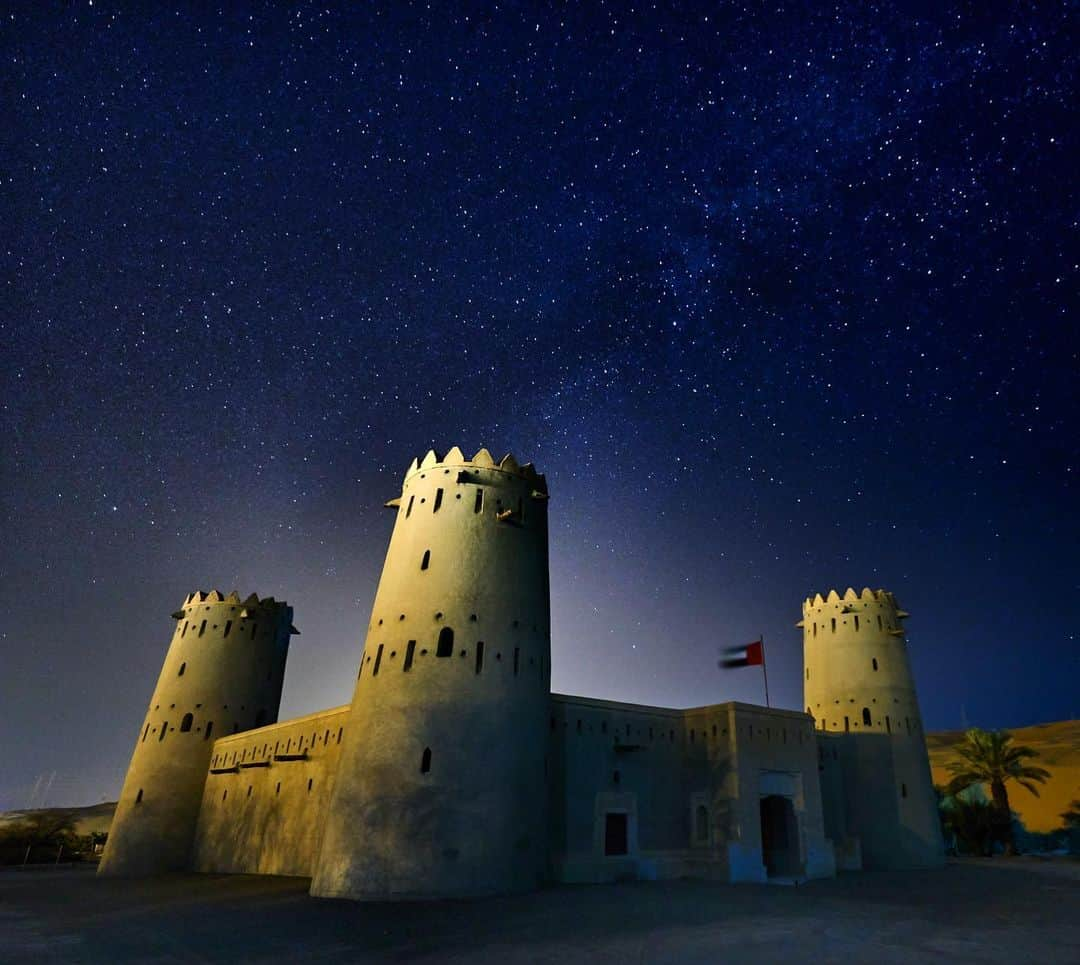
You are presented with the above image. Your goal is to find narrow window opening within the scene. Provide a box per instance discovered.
[276,782,281,795]
[844,716,850,733]
[805,667,809,680]
[337,727,343,743]
[421,549,430,570]
[576,719,582,735]
[436,627,454,658]
[513,647,520,676]
[224,620,233,637]
[901,783,908,798]
[406,494,415,518]
[475,640,485,674]
[403,640,416,671]
[178,662,186,677]
[142,723,150,742]
[180,713,193,732]
[373,644,384,675]
[159,720,168,741]
[247,785,252,798]
[830,617,836,633]
[474,489,483,513]
[877,614,883,630]
[307,778,313,792]
[181,621,188,638]
[854,615,860,631]
[222,790,227,801]
[420,747,432,773]
[885,715,891,734]
[812,621,817,637]
[872,657,879,671]
[433,488,443,512]
[204,721,213,741]
[135,788,143,804]
[862,707,871,727]
[199,620,207,637]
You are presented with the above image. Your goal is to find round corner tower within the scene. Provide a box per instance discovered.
[98,590,296,876]
[311,446,551,900]
[800,587,943,869]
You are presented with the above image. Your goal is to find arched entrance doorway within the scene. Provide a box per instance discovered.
[759,794,800,877]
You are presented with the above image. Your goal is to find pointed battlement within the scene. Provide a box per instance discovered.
[403,447,547,491]
[801,587,905,617]
[179,590,292,612]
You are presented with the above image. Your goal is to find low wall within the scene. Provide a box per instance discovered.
[191,706,348,877]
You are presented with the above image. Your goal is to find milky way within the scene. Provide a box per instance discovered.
[2,3,1075,807]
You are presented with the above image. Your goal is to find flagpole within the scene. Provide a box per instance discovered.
[761,637,770,708]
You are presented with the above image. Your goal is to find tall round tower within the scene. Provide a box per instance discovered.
[99,590,297,876]
[311,447,551,899]
[800,587,943,869]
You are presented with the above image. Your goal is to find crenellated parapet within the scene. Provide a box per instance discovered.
[403,447,547,493]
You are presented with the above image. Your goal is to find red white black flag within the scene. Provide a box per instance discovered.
[720,640,764,669]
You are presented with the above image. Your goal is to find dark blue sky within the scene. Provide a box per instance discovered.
[2,2,1076,808]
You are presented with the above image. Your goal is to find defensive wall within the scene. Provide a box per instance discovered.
[192,705,349,877]
[549,695,834,884]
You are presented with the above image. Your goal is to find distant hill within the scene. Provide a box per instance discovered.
[0,801,115,836]
[927,719,1080,833]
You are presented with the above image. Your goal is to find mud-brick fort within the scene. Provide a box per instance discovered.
[99,447,944,897]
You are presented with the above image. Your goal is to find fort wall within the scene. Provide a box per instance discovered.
[192,705,349,876]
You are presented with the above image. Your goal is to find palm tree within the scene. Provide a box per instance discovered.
[945,728,1050,855]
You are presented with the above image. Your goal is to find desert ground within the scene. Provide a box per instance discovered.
[2,860,1078,964]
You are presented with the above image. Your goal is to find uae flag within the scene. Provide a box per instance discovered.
[720,640,764,669]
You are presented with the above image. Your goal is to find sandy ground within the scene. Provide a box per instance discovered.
[1,859,1078,964]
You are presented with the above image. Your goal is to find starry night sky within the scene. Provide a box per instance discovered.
[2,3,1076,809]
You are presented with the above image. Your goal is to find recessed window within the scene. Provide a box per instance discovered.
[204,721,213,741]
[421,550,430,571]
[224,620,233,637]
[420,747,432,773]
[159,720,168,741]
[474,489,483,513]
[373,644,384,676]
[831,618,836,633]
[901,783,908,799]
[337,727,343,743]
[178,662,186,677]
[885,715,891,734]
[436,627,454,658]
[406,494,415,518]
[403,640,416,671]
[854,615,860,631]
[433,488,443,512]
[877,614,883,631]
[307,778,313,792]
[142,723,150,742]
[805,667,809,680]
[844,716,850,732]
[475,640,485,674]
[199,620,207,637]
[862,707,871,726]
[180,713,194,732]
[872,657,878,671]
[135,788,143,804]
[276,782,281,795]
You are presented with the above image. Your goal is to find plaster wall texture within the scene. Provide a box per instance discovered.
[192,706,348,876]
[801,588,944,869]
[310,449,551,900]
[98,592,294,876]
[548,696,832,884]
